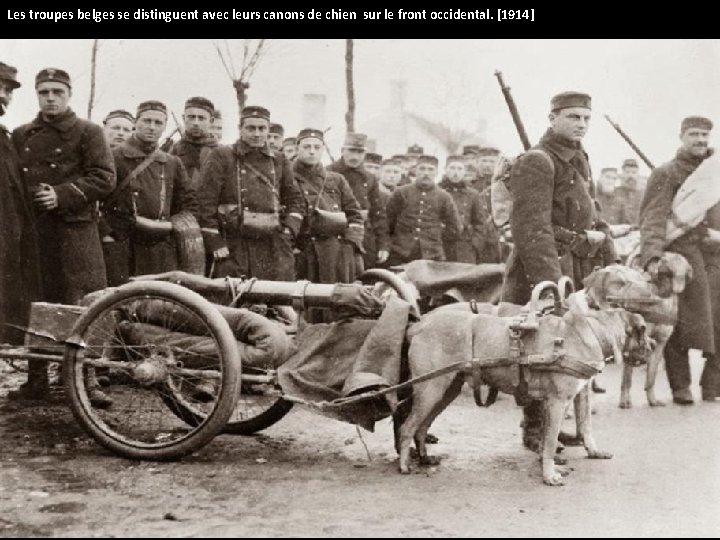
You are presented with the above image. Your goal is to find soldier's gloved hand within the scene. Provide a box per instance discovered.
[33,184,58,210]
[213,246,230,260]
[344,224,366,254]
[569,232,592,258]
[102,235,116,243]
[377,250,389,264]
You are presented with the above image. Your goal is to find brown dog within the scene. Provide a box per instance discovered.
[398,266,654,486]
[619,251,692,408]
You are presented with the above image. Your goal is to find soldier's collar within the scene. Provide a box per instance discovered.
[413,180,437,192]
[235,139,272,157]
[33,108,78,133]
[122,135,168,162]
[541,128,584,163]
[676,146,713,169]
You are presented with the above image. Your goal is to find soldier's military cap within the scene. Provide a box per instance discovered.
[35,67,71,89]
[407,144,424,155]
[0,61,21,89]
[343,132,368,149]
[365,152,383,164]
[446,155,466,166]
[269,123,284,135]
[621,159,638,168]
[136,100,168,117]
[296,128,324,143]
[282,137,297,147]
[241,105,270,121]
[417,155,439,166]
[103,109,135,125]
[681,116,713,133]
[477,146,500,157]
[550,91,591,112]
[600,167,618,174]
[462,145,482,156]
[184,96,214,114]
[391,154,406,161]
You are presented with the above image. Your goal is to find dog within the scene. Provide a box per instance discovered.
[619,251,692,408]
[397,265,654,486]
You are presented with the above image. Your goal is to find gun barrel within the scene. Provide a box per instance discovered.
[495,71,531,151]
[604,115,655,169]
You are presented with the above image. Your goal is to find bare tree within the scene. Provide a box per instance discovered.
[87,39,100,120]
[345,39,355,133]
[214,40,268,121]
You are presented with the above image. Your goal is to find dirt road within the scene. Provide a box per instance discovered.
[1,356,719,537]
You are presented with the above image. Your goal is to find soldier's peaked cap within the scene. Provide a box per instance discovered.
[35,67,71,89]
[136,100,168,117]
[681,116,713,133]
[551,91,591,112]
[343,132,368,149]
[0,62,21,89]
[296,128,324,143]
[184,96,214,114]
[241,105,270,121]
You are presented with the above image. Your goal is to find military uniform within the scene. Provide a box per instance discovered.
[639,146,720,395]
[611,183,643,225]
[386,182,460,265]
[12,108,115,304]
[170,135,218,190]
[0,64,42,345]
[104,135,198,277]
[293,160,365,284]
[439,178,487,263]
[197,140,305,280]
[502,127,616,304]
[328,158,389,269]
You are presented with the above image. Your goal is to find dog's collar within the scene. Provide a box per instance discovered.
[574,312,617,363]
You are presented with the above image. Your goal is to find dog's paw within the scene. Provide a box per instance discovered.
[587,450,613,460]
[553,455,568,466]
[555,464,574,477]
[619,395,632,408]
[419,455,442,467]
[399,466,412,475]
[543,471,566,486]
[425,433,439,445]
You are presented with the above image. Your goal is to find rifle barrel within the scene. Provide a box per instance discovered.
[604,115,655,169]
[495,71,531,151]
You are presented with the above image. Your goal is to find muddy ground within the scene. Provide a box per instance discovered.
[1,354,719,538]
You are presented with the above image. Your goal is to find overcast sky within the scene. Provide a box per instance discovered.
[3,39,720,176]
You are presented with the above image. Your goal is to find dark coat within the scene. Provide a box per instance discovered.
[197,140,305,280]
[293,161,364,284]
[328,159,390,268]
[439,178,498,264]
[502,128,614,304]
[0,124,42,344]
[639,147,715,353]
[170,135,217,190]
[386,182,460,263]
[13,109,115,303]
[106,136,198,277]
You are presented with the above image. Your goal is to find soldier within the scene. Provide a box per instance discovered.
[364,152,382,178]
[328,133,389,270]
[197,105,305,280]
[281,137,297,162]
[465,146,503,262]
[268,123,284,152]
[102,109,134,150]
[502,91,617,450]
[210,109,223,144]
[639,116,720,404]
[0,62,42,351]
[613,158,644,225]
[293,128,365,292]
[12,68,115,398]
[386,155,461,266]
[470,146,501,193]
[102,100,198,278]
[439,156,487,263]
[170,97,218,189]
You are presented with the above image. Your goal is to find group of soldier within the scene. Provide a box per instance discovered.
[1,61,719,452]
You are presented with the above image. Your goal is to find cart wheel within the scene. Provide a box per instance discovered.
[162,365,292,435]
[64,281,241,460]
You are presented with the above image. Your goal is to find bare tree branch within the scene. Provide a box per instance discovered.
[87,39,100,120]
[214,42,235,81]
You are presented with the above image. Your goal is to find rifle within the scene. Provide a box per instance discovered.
[604,115,655,169]
[160,111,184,152]
[494,70,531,151]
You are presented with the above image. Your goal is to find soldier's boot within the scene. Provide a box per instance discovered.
[7,359,50,401]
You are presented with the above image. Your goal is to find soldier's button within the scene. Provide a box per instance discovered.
[50,163,57,169]
[364,183,367,187]
[416,228,421,231]
[244,207,249,210]
[55,148,62,154]
[417,219,421,222]
[22,167,28,172]
[333,205,338,209]
[241,170,246,174]
[24,147,30,152]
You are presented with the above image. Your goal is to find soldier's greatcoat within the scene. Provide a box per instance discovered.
[293,161,365,284]
[170,134,217,189]
[12,109,115,304]
[197,141,305,280]
[439,178,486,264]
[328,159,389,269]
[0,123,41,344]
[502,128,616,304]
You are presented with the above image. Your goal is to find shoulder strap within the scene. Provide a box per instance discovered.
[525,148,555,174]
[105,150,160,207]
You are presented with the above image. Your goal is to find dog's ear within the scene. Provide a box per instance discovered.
[665,253,692,294]
[566,291,590,317]
[582,269,605,308]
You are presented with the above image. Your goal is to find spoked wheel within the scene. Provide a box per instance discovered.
[64,281,241,460]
